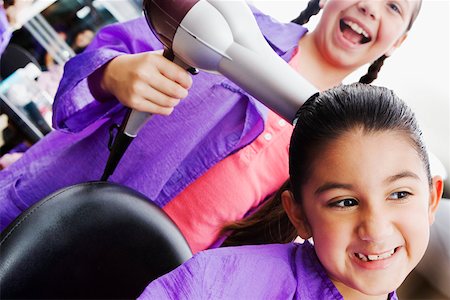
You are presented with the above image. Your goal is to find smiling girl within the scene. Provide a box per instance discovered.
[139,83,443,300]
[294,0,421,89]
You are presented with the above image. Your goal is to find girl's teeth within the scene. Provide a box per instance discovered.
[356,249,395,262]
[344,20,369,38]
[357,253,368,262]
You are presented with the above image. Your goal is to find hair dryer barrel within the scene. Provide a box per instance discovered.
[219,43,318,122]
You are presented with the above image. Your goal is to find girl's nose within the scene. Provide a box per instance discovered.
[357,1,380,20]
[357,211,394,243]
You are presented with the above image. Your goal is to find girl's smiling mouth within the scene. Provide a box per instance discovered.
[355,247,398,262]
[352,247,402,270]
[340,19,372,44]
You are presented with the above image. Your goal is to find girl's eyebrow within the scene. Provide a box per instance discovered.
[314,171,420,195]
[314,182,353,196]
[384,171,420,184]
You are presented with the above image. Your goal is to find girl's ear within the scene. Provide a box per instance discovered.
[319,0,327,9]
[281,190,312,239]
[385,33,408,57]
[428,176,444,224]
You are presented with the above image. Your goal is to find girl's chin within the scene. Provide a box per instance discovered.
[348,271,406,298]
[334,253,408,297]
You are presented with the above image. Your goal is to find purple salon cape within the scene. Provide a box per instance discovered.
[138,241,398,299]
[0,6,11,56]
[0,8,307,231]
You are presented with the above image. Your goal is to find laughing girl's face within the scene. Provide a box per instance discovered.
[312,0,420,70]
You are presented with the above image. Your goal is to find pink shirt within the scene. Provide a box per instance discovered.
[163,49,302,253]
[163,48,300,253]
[164,111,293,253]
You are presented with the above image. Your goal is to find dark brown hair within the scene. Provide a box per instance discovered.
[222,83,431,247]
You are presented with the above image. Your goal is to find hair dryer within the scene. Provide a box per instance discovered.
[101,0,318,181]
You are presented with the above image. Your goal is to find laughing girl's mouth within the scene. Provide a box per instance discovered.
[354,247,399,262]
[340,19,372,44]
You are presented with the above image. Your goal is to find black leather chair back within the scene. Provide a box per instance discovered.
[0,181,192,299]
[0,43,41,79]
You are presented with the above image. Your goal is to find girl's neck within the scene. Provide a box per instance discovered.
[294,33,357,91]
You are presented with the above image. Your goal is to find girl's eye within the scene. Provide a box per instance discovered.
[388,2,402,14]
[389,191,411,200]
[330,198,358,208]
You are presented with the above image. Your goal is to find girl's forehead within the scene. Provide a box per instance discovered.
[322,129,411,157]
[298,130,428,199]
[309,129,427,181]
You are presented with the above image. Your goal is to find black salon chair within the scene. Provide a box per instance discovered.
[0,43,41,79]
[0,181,193,299]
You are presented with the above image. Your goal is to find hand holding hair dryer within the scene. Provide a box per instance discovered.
[101,0,319,181]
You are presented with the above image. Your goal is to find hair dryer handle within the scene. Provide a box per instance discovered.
[101,107,147,181]
[101,49,197,181]
[122,48,171,137]
[123,49,197,136]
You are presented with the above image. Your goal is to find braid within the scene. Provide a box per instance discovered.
[291,0,321,25]
[359,55,388,84]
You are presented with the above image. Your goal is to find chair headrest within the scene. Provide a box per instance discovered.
[0,181,192,299]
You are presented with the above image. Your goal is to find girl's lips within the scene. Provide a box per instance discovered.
[342,16,373,40]
[352,246,402,270]
[336,17,373,48]
[340,19,371,44]
[356,248,395,261]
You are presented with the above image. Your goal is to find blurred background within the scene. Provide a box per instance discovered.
[1,0,142,157]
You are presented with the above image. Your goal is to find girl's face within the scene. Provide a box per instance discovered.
[288,129,441,298]
[313,0,419,70]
